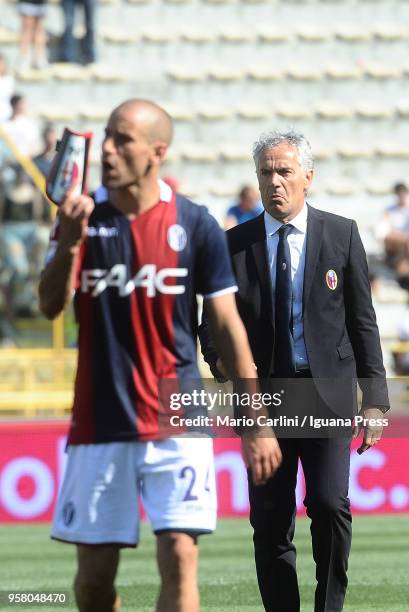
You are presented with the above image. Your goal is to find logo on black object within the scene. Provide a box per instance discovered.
[62,501,75,526]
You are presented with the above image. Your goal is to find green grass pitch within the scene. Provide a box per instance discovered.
[1,516,408,611]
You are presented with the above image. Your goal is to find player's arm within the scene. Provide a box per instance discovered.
[205,293,282,485]
[38,187,94,320]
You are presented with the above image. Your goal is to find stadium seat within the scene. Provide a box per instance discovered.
[246,66,284,80]
[337,144,374,158]
[99,27,139,44]
[0,27,19,44]
[355,102,394,119]
[78,106,111,121]
[363,62,402,79]
[315,101,354,119]
[325,179,358,196]
[325,62,362,80]
[275,104,313,120]
[372,24,409,41]
[335,25,372,42]
[296,25,332,42]
[16,67,50,82]
[219,145,250,161]
[287,65,323,80]
[235,104,272,119]
[219,26,255,43]
[197,106,233,120]
[365,180,394,196]
[204,0,237,4]
[208,66,244,81]
[142,28,177,43]
[208,181,238,197]
[160,103,196,121]
[179,144,218,162]
[51,64,89,81]
[90,65,127,82]
[396,102,409,117]
[179,183,202,198]
[180,27,216,43]
[37,106,78,121]
[167,66,206,81]
[312,146,333,161]
[257,26,292,43]
[375,143,409,158]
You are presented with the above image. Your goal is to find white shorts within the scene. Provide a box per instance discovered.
[52,437,217,547]
[18,3,47,18]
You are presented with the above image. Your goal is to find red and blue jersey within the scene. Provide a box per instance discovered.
[46,182,237,443]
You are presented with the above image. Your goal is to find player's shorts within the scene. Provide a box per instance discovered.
[51,436,217,547]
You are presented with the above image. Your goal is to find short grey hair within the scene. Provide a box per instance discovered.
[252,129,314,172]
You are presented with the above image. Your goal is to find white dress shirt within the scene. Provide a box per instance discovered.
[264,204,309,370]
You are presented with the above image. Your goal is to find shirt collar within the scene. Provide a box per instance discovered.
[94,179,173,205]
[159,179,172,203]
[264,202,307,236]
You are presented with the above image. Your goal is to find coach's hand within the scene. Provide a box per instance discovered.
[59,185,95,248]
[353,407,384,454]
[241,430,282,485]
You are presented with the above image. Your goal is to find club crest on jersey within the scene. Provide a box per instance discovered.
[167,224,187,252]
[326,269,338,290]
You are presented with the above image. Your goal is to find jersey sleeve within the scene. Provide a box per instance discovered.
[194,207,237,298]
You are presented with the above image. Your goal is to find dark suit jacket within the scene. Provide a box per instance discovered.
[199,205,389,415]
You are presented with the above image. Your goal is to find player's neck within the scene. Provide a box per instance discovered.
[109,180,161,218]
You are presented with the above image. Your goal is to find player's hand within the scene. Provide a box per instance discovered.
[352,407,384,454]
[241,429,282,485]
[213,358,229,383]
[58,185,95,248]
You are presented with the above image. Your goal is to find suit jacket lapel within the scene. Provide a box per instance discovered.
[249,214,274,321]
[303,204,324,311]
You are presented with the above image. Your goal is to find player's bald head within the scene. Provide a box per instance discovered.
[110,99,173,146]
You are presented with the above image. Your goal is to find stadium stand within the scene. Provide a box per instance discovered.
[1,0,409,410]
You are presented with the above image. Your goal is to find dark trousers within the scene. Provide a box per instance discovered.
[248,437,352,612]
[62,0,96,63]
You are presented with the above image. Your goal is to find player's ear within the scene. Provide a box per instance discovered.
[152,141,168,164]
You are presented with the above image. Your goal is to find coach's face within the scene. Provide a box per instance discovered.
[257,143,314,223]
[101,108,160,189]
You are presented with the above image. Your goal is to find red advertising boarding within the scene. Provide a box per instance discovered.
[0,421,408,523]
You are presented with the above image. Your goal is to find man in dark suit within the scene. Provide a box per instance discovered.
[199,130,389,612]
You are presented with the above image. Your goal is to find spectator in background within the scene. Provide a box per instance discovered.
[61,0,96,64]
[17,0,48,70]
[3,94,41,157]
[0,167,50,317]
[378,183,409,290]
[224,184,263,230]
[33,123,57,177]
[0,56,15,122]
